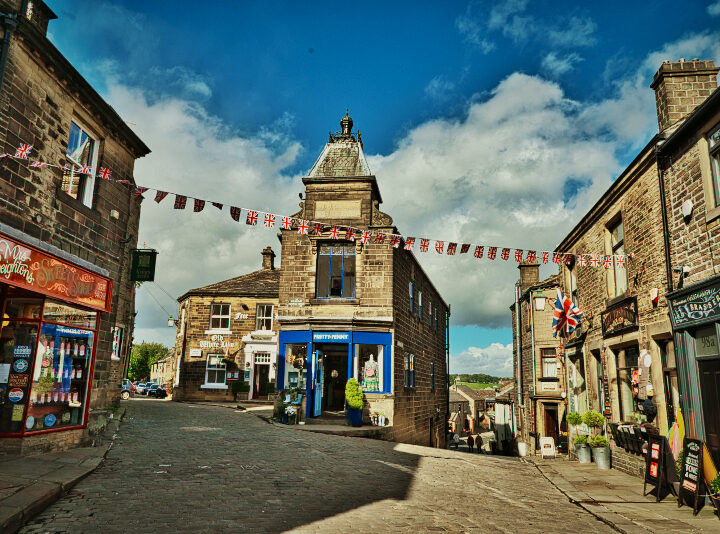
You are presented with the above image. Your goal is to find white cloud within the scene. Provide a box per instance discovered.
[708,1,720,16]
[451,343,513,376]
[425,75,456,101]
[546,16,597,47]
[541,52,584,76]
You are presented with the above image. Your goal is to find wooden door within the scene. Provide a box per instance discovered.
[699,358,720,466]
[543,405,559,444]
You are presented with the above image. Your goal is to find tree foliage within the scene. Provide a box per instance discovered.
[448,373,505,384]
[129,342,171,380]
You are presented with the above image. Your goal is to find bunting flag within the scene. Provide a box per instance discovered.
[391,235,402,248]
[194,199,205,212]
[488,247,497,260]
[577,254,586,267]
[460,243,470,254]
[553,288,583,338]
[246,210,258,225]
[230,206,241,221]
[542,251,549,264]
[298,219,309,235]
[313,223,324,236]
[360,230,371,244]
[603,255,612,269]
[78,165,93,175]
[154,191,168,203]
[474,245,484,258]
[174,195,187,210]
[616,255,625,268]
[404,237,415,251]
[447,243,457,255]
[263,213,276,228]
[98,167,112,180]
[375,232,386,244]
[553,252,562,264]
[590,254,600,267]
[212,202,223,210]
[0,153,8,158]
[514,249,523,262]
[14,144,32,159]
[527,250,537,262]
[564,254,572,265]
[134,186,149,197]
[501,248,510,260]
[30,161,46,168]
[435,241,444,254]
[281,216,293,230]
[420,239,429,252]
[346,228,356,241]
[329,226,340,239]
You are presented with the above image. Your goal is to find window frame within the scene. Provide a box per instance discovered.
[418,290,423,320]
[62,120,99,208]
[707,122,720,209]
[315,243,356,299]
[607,218,627,298]
[431,361,435,391]
[209,303,231,331]
[409,281,415,314]
[404,354,416,388]
[203,354,227,388]
[255,304,274,331]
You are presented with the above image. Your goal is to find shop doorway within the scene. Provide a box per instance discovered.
[316,344,348,412]
[543,404,560,445]
[254,364,270,397]
[699,358,720,466]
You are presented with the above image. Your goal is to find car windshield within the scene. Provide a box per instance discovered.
[150,385,158,389]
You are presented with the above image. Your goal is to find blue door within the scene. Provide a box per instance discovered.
[312,349,323,417]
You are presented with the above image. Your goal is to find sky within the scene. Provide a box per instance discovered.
[45,0,720,377]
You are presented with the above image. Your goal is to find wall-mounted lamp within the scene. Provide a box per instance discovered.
[681,199,693,220]
[167,316,177,327]
[534,289,547,311]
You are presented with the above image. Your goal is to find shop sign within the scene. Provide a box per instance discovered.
[130,249,158,282]
[668,281,720,328]
[0,233,111,312]
[11,404,24,421]
[13,345,32,358]
[12,359,28,373]
[8,388,24,403]
[678,438,705,514]
[601,297,638,337]
[312,332,350,343]
[8,374,29,387]
[199,334,236,349]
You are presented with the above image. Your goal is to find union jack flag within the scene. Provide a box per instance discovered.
[97,167,112,180]
[134,186,149,197]
[501,248,510,260]
[246,210,258,225]
[174,195,187,210]
[577,254,586,267]
[460,244,470,254]
[527,250,537,262]
[281,216,293,230]
[515,249,523,262]
[553,252,562,264]
[603,255,612,269]
[329,226,340,239]
[212,202,223,210]
[391,235,402,248]
[542,251,549,264]
[117,179,131,184]
[360,230,371,244]
[230,207,241,221]
[154,191,168,203]
[420,239,430,252]
[447,243,457,255]
[313,223,324,235]
[404,237,415,251]
[375,232,386,244]
[615,255,625,268]
[193,199,205,212]
[297,220,309,235]
[14,144,32,159]
[30,161,46,168]
[552,288,583,338]
[263,213,276,228]
[435,241,444,254]
[346,228,356,241]
[564,254,573,265]
[78,165,93,175]
[590,254,600,267]
[474,246,484,258]
[488,247,497,260]
[0,153,8,158]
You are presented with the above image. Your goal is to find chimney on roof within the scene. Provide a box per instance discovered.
[518,261,539,293]
[261,246,275,270]
[651,59,719,134]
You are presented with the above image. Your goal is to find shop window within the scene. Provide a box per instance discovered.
[316,243,355,298]
[204,354,226,387]
[356,344,383,392]
[708,123,720,208]
[4,297,42,320]
[110,326,124,361]
[608,219,627,297]
[0,321,38,433]
[255,304,273,331]
[288,371,299,388]
[418,290,423,320]
[541,349,557,378]
[431,362,435,390]
[209,303,230,330]
[43,300,97,329]
[694,325,719,357]
[405,354,415,388]
[616,346,639,422]
[409,281,415,314]
[62,121,98,208]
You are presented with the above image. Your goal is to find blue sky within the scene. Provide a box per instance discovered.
[46,0,720,376]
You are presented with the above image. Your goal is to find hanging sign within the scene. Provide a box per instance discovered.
[602,377,612,417]
[0,233,111,311]
[643,434,677,501]
[678,438,705,514]
[668,280,720,328]
[130,249,158,282]
[601,296,638,337]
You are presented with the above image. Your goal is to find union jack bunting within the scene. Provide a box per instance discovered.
[134,186,149,197]
[30,161,45,168]
[375,232,386,244]
[564,254,572,265]
[154,191,168,203]
[263,213,276,228]
[117,179,131,184]
[527,250,537,262]
[174,195,187,210]
[577,254,586,267]
[391,235,402,248]
[460,244,470,254]
[435,241,444,254]
[230,207,241,221]
[0,153,8,158]
[297,220,309,235]
[553,252,562,264]
[420,239,430,252]
[97,167,112,180]
[542,251,549,264]
[14,144,32,159]
[193,199,205,212]
[488,247,497,260]
[346,228,356,241]
[590,254,600,267]
[447,243,457,255]
[212,202,223,210]
[313,223,324,235]
[501,248,510,260]
[404,237,415,251]
[78,165,93,175]
[474,245,484,258]
[360,230,371,244]
[246,210,258,225]
[603,255,612,269]
[615,255,625,268]
[514,249,523,262]
[552,288,583,338]
[329,226,341,239]
[281,216,292,230]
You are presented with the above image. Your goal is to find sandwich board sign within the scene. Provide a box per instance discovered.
[678,438,705,515]
[643,434,677,502]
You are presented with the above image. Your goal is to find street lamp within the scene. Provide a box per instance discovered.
[167,316,176,327]
[534,288,547,311]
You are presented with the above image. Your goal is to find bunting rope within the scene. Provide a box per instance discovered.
[1,143,634,269]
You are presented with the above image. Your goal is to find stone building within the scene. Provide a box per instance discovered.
[172,247,280,402]
[149,356,173,387]
[0,1,149,453]
[275,113,450,448]
[448,388,470,435]
[453,384,493,433]
[510,264,565,454]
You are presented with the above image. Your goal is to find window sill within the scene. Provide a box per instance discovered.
[201,384,228,390]
[204,329,232,335]
[55,186,100,221]
[706,205,720,225]
[310,298,359,305]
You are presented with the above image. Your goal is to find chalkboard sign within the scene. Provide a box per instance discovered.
[643,434,678,502]
[678,438,705,515]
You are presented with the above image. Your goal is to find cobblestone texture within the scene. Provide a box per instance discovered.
[20,399,615,533]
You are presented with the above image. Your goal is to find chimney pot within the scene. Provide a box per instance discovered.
[261,246,276,270]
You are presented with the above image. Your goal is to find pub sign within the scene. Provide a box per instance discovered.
[130,249,158,282]
[601,296,638,337]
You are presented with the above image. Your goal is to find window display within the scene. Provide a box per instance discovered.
[0,321,38,433]
[356,344,383,391]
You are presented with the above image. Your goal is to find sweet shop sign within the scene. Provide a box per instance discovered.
[0,233,111,312]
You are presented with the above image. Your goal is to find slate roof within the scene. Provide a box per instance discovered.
[307,140,372,178]
[456,385,496,401]
[449,390,469,403]
[178,268,280,301]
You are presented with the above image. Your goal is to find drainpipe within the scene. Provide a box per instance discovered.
[514,282,522,410]
[656,141,673,293]
[0,13,17,90]
[529,288,537,398]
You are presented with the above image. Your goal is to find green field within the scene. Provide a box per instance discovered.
[457,381,497,390]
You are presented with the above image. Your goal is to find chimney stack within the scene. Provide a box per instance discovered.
[651,59,719,134]
[261,246,275,270]
[518,262,539,293]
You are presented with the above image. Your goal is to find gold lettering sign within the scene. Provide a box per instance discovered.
[314,200,362,220]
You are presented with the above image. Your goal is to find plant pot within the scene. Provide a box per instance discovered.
[592,446,611,469]
[348,408,363,427]
[576,444,592,464]
[379,415,386,426]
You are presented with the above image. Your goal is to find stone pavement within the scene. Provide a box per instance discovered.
[534,457,720,533]
[20,398,618,533]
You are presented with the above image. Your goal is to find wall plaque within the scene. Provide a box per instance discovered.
[601,296,638,337]
[668,280,720,328]
[314,200,362,220]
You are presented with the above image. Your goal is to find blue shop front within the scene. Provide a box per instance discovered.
[277,330,392,418]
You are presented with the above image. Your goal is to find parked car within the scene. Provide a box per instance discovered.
[136,382,147,395]
[147,384,167,399]
[141,382,157,395]
[121,378,133,400]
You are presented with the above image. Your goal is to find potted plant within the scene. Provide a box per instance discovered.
[574,435,592,463]
[378,412,386,426]
[582,410,605,431]
[709,473,720,511]
[589,435,611,469]
[231,381,250,401]
[345,378,364,427]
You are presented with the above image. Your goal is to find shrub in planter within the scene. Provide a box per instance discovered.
[567,412,583,427]
[266,382,276,394]
[345,378,364,427]
[574,434,592,464]
[574,435,589,446]
[675,450,684,480]
[582,410,605,430]
[589,435,611,470]
[231,381,250,400]
[588,435,609,448]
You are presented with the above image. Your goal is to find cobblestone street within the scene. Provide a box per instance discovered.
[21,399,614,533]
